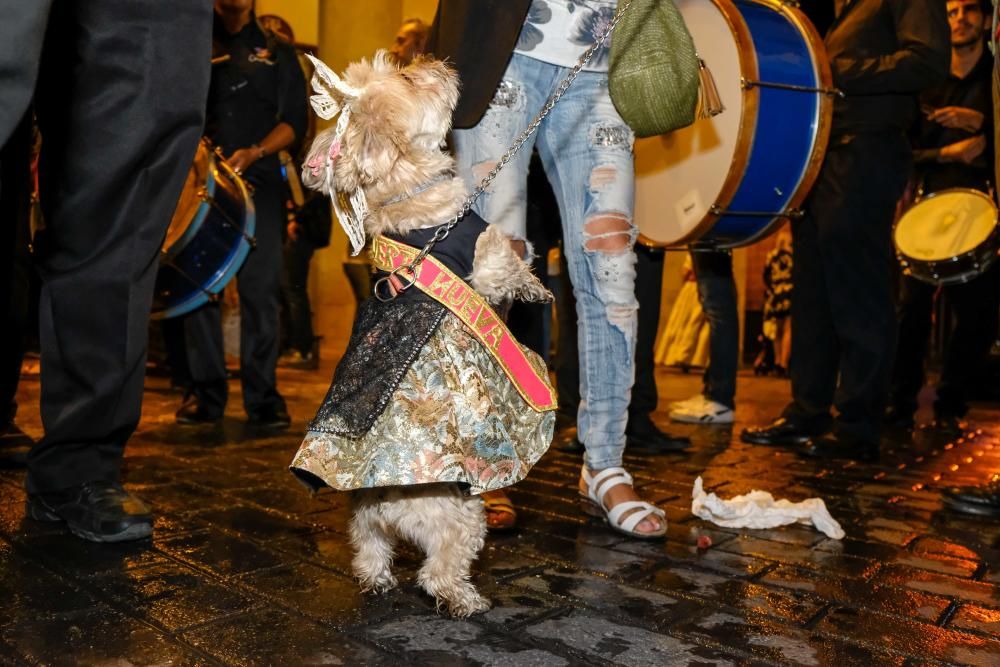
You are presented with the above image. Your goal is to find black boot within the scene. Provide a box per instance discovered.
[27,481,153,542]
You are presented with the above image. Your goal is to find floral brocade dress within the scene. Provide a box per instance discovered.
[290,214,555,496]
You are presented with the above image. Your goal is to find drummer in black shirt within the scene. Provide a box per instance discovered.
[177,0,307,428]
[742,0,951,460]
[886,0,1000,433]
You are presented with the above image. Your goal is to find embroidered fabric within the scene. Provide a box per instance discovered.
[308,297,446,437]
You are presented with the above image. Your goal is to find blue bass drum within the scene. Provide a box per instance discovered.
[152,140,256,319]
[633,0,833,248]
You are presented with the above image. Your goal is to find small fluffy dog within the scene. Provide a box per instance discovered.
[290,51,555,617]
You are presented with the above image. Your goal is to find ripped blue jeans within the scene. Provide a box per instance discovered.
[452,53,638,470]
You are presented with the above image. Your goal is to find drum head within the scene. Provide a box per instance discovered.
[634,0,748,246]
[164,142,212,251]
[895,189,997,262]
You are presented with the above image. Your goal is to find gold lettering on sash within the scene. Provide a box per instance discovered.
[446,282,469,308]
[459,292,481,322]
[427,272,453,297]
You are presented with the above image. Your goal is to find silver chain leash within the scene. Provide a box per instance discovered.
[389,0,634,281]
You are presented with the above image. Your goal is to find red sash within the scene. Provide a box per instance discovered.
[371,235,557,412]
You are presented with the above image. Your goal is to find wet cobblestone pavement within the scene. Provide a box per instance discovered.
[3,363,1000,666]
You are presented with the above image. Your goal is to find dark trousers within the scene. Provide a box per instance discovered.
[631,244,665,417]
[0,113,33,428]
[783,133,911,442]
[0,0,212,492]
[281,234,317,355]
[890,268,1000,418]
[183,179,286,418]
[691,250,738,409]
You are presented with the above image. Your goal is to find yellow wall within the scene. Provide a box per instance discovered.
[256,0,320,46]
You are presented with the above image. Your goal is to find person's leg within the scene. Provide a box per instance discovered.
[936,266,1000,421]
[743,146,844,445]
[237,180,288,420]
[281,232,317,357]
[691,250,737,409]
[0,112,34,435]
[887,276,934,422]
[180,304,228,420]
[536,65,662,535]
[824,134,910,444]
[631,244,663,416]
[0,0,51,148]
[26,0,210,538]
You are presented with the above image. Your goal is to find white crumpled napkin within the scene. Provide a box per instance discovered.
[690,477,845,539]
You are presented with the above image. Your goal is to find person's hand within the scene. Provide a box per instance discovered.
[287,221,302,241]
[928,106,985,133]
[939,135,987,164]
[227,147,260,175]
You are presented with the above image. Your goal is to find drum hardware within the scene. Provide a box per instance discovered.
[158,251,223,303]
[708,206,804,219]
[204,194,258,249]
[740,77,844,98]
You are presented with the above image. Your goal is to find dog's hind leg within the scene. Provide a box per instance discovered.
[349,490,399,593]
[403,490,490,617]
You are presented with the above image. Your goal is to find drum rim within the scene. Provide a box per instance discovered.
[894,186,999,270]
[714,0,834,250]
[637,0,833,250]
[638,0,760,249]
[163,143,219,261]
[152,150,258,320]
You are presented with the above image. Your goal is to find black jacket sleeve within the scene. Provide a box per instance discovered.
[832,0,950,94]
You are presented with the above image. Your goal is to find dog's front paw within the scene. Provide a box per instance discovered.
[357,572,398,594]
[438,589,491,618]
[517,281,554,304]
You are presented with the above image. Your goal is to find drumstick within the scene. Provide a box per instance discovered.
[211,55,231,65]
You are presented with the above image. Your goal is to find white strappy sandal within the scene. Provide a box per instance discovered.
[579,466,667,540]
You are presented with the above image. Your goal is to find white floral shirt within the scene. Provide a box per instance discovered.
[513,0,617,72]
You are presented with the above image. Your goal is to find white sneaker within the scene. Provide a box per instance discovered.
[670,398,735,424]
[668,394,707,411]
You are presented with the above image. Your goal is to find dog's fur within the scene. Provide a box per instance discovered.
[302,52,550,617]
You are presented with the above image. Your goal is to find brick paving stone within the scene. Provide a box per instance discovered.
[912,537,985,562]
[3,605,207,667]
[95,562,258,632]
[759,565,951,623]
[366,613,577,665]
[676,609,906,665]
[518,608,748,666]
[156,530,294,577]
[951,604,1000,636]
[183,607,394,666]
[715,535,881,578]
[818,606,1000,665]
[873,565,1000,607]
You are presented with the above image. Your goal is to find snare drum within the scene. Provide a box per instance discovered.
[634,0,833,248]
[152,140,256,319]
[894,188,999,286]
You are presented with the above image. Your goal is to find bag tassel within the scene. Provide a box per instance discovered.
[696,57,725,119]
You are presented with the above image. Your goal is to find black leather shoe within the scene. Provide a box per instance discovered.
[626,415,690,453]
[175,398,222,425]
[927,414,963,437]
[557,436,585,453]
[800,433,879,462]
[741,417,820,447]
[941,480,1000,517]
[26,481,153,542]
[248,406,291,430]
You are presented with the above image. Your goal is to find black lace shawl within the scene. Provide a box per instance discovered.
[307,213,489,437]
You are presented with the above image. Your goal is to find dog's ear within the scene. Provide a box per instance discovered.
[348,93,404,185]
[403,57,460,115]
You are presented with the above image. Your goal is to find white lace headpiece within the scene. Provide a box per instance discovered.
[303,54,368,255]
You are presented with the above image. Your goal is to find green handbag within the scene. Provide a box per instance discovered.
[608,0,722,137]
